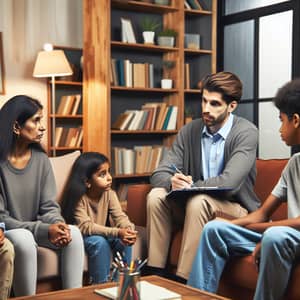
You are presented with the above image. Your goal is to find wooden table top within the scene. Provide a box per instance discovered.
[11,275,231,300]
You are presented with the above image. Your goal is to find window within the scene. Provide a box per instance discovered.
[219,0,296,158]
[225,0,289,15]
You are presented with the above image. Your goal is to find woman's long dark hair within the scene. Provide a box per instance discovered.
[60,152,109,224]
[0,95,44,161]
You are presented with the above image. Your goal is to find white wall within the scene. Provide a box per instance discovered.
[0,0,82,144]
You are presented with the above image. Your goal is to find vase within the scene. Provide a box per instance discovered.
[161,79,172,89]
[157,36,175,47]
[143,31,155,44]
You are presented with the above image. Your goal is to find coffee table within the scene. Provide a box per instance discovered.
[11,275,231,300]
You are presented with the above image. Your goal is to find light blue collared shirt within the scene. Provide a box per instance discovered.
[201,113,234,180]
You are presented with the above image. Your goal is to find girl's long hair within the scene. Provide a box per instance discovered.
[0,95,44,161]
[60,152,109,224]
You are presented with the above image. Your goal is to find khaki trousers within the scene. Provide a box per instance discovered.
[146,187,248,279]
[0,238,14,300]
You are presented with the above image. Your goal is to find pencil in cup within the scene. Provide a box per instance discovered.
[117,270,141,300]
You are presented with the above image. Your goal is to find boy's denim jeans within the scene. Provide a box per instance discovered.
[83,235,132,284]
[187,220,300,300]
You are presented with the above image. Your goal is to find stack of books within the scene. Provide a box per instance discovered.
[112,103,178,131]
[111,59,154,88]
[56,94,81,115]
[112,145,167,175]
[55,127,83,147]
[184,0,204,10]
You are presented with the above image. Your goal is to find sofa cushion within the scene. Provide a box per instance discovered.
[255,159,288,220]
[49,150,81,202]
[37,151,82,282]
[127,184,151,227]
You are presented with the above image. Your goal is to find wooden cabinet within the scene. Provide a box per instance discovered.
[47,46,83,156]
[83,0,216,191]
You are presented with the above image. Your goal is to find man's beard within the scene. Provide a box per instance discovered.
[202,109,229,128]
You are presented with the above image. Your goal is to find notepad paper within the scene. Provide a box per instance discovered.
[94,280,182,299]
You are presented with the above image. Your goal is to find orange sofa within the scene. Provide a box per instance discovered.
[126,158,300,300]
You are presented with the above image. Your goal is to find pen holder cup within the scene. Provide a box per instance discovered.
[117,271,141,300]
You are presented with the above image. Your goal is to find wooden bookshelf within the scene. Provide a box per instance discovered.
[47,46,83,156]
[83,0,216,184]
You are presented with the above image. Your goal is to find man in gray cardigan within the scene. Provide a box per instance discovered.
[146,71,259,281]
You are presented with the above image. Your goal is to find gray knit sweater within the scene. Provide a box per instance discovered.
[151,115,260,212]
[0,149,64,245]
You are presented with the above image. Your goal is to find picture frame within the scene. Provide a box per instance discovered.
[0,32,5,95]
[120,18,136,44]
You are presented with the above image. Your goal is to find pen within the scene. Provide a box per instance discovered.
[170,163,183,174]
[170,163,195,187]
[136,258,148,271]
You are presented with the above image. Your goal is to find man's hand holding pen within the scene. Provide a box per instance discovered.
[171,173,194,189]
[170,164,194,189]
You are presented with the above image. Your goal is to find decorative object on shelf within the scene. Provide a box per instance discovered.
[154,0,170,5]
[157,28,177,47]
[161,59,175,89]
[185,33,200,49]
[121,18,137,44]
[140,17,161,44]
[33,43,73,156]
[0,32,5,95]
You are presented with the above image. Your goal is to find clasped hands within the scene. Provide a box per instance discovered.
[171,173,194,190]
[48,222,71,248]
[118,228,138,246]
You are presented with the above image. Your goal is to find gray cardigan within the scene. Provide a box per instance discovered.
[151,115,260,212]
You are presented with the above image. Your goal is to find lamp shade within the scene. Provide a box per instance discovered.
[33,49,73,77]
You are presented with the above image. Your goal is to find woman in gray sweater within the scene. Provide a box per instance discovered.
[0,95,84,296]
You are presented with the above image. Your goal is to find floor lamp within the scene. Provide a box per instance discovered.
[33,44,73,156]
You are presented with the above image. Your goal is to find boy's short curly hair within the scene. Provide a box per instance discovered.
[200,71,243,104]
[273,79,300,119]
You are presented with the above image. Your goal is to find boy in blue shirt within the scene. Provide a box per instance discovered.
[188,79,300,300]
[0,222,14,300]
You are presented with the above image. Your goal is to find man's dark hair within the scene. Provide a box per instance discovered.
[200,71,243,104]
[273,79,300,119]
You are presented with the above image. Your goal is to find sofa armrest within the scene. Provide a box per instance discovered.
[127,184,151,227]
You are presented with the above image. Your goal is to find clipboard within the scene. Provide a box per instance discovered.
[166,186,233,198]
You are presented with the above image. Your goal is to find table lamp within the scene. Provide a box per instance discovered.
[33,43,73,156]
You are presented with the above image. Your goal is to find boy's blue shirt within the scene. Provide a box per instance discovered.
[0,222,5,231]
[271,152,300,218]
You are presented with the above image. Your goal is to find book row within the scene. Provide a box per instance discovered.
[112,103,178,131]
[56,94,81,115]
[55,127,83,148]
[110,59,154,88]
[112,145,167,175]
[184,0,204,10]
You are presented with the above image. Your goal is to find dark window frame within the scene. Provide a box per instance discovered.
[217,0,300,154]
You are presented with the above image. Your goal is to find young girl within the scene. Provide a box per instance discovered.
[61,152,137,284]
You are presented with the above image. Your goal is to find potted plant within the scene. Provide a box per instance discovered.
[154,0,170,5]
[157,28,178,47]
[140,17,161,44]
[161,60,175,89]
[184,106,194,124]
